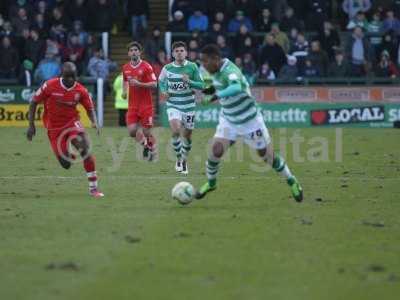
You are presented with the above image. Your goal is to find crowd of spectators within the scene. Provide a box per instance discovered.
[167,0,400,82]
[0,0,119,84]
[2,0,400,85]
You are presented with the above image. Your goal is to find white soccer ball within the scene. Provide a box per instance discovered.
[172,181,195,205]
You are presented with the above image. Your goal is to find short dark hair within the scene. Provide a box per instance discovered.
[172,41,187,50]
[200,44,221,58]
[127,41,143,51]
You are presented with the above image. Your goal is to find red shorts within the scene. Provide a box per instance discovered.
[47,120,85,158]
[126,106,153,128]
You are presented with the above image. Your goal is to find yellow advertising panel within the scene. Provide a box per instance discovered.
[0,104,92,127]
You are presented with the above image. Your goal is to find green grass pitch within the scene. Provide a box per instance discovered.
[0,127,399,300]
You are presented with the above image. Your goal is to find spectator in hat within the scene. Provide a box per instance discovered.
[228,10,253,33]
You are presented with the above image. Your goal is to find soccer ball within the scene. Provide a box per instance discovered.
[172,181,195,205]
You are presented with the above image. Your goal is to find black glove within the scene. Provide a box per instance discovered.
[202,85,216,95]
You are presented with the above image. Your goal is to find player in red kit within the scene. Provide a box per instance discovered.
[26,62,104,198]
[122,41,157,160]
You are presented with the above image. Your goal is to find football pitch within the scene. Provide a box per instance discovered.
[1,127,399,300]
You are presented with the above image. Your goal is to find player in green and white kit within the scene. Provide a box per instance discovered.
[195,44,303,202]
[158,41,204,174]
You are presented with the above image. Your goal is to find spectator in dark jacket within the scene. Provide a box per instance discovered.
[259,33,286,74]
[207,22,225,43]
[255,8,275,32]
[9,0,33,20]
[144,26,165,62]
[306,0,329,31]
[167,10,187,32]
[24,28,46,67]
[127,0,149,39]
[32,13,49,39]
[328,49,350,77]
[256,0,288,22]
[62,34,85,73]
[280,6,303,32]
[235,0,257,20]
[206,0,233,17]
[0,36,20,79]
[318,21,341,61]
[90,0,115,32]
[11,7,30,36]
[48,6,70,30]
[290,32,309,74]
[233,24,253,57]
[308,40,329,76]
[376,31,398,62]
[66,0,90,28]
[345,26,372,76]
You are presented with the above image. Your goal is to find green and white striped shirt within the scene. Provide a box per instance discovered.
[158,60,204,113]
[213,59,258,124]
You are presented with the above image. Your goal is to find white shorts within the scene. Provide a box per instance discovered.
[215,113,271,149]
[167,108,195,130]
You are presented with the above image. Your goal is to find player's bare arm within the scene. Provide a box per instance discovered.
[27,101,37,141]
[87,109,100,135]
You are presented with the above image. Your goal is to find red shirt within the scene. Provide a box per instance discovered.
[33,78,94,130]
[122,60,156,110]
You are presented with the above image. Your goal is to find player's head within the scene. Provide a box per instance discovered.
[200,44,221,74]
[127,41,143,62]
[172,41,187,63]
[61,62,77,88]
